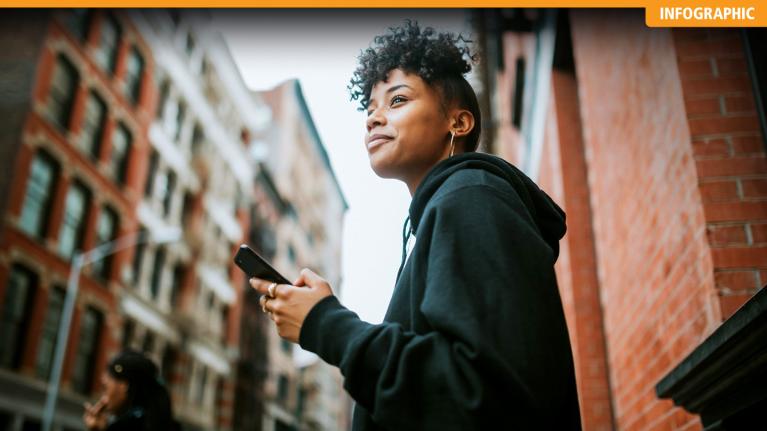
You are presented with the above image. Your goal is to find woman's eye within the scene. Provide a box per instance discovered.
[390,95,406,106]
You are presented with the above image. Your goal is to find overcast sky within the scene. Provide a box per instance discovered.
[213,10,472,324]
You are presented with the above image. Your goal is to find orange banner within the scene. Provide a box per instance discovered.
[645,0,766,26]
[0,0,764,28]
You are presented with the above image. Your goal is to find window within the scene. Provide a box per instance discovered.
[131,228,147,284]
[221,305,229,339]
[19,152,58,239]
[142,331,154,354]
[71,307,102,394]
[36,286,65,379]
[195,366,207,405]
[234,184,243,212]
[110,123,131,185]
[191,123,204,156]
[157,80,170,117]
[144,150,159,198]
[181,191,194,225]
[122,318,135,348]
[185,33,195,57]
[63,9,91,41]
[124,47,144,105]
[48,55,78,130]
[150,247,166,299]
[58,181,90,259]
[168,10,181,28]
[92,206,118,279]
[162,171,176,217]
[296,386,306,419]
[277,374,289,403]
[174,102,186,143]
[161,346,177,385]
[0,265,37,369]
[94,14,120,74]
[511,56,526,129]
[170,263,185,306]
[80,91,106,159]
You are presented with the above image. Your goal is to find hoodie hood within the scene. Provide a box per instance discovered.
[409,152,567,260]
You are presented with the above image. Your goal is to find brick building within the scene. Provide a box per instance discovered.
[0,8,354,431]
[127,10,278,431]
[0,9,156,430]
[475,9,766,430]
[255,80,350,431]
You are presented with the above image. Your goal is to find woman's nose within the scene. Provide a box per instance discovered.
[366,107,386,131]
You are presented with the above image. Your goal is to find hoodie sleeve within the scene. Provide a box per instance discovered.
[299,184,572,430]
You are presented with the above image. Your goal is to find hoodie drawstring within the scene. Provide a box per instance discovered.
[396,216,412,283]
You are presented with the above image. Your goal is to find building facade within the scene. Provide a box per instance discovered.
[0,9,156,430]
[128,10,275,431]
[2,10,350,431]
[474,9,766,430]
[257,80,350,431]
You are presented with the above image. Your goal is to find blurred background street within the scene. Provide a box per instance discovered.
[0,9,765,431]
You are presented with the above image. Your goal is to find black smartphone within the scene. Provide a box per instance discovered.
[233,244,291,285]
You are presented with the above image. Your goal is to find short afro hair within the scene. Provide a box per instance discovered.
[349,20,482,152]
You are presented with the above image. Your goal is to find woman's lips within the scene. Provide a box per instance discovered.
[367,136,393,151]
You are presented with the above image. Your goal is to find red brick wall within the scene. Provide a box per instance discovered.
[0,10,156,396]
[673,28,767,320]
[538,70,615,431]
[568,10,720,430]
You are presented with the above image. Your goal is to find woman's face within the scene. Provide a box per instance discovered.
[101,371,129,413]
[365,69,453,190]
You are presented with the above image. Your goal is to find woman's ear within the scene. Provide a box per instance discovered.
[450,109,475,139]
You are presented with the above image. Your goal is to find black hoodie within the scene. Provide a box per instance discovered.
[299,152,582,431]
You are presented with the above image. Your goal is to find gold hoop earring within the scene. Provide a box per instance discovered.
[449,131,455,157]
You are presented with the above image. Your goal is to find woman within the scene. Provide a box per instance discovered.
[252,21,582,430]
[82,350,178,431]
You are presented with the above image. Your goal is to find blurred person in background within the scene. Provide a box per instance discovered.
[83,350,178,431]
[250,20,581,430]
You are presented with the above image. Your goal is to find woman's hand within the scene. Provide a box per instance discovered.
[250,268,333,343]
[83,396,108,431]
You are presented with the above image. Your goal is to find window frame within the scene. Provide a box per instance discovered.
[71,306,103,394]
[19,151,58,239]
[94,14,121,75]
[80,90,107,160]
[0,264,38,369]
[92,205,119,280]
[48,54,79,131]
[124,46,144,105]
[35,286,66,379]
[110,123,132,185]
[58,180,91,260]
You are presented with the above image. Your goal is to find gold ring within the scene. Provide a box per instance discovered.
[268,282,277,298]
[261,296,269,313]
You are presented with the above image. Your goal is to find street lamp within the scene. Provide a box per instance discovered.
[41,226,182,431]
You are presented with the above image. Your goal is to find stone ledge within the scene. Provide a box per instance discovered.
[656,285,767,430]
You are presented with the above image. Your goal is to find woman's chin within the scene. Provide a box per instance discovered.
[368,152,399,179]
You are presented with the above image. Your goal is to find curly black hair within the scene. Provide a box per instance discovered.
[349,20,482,152]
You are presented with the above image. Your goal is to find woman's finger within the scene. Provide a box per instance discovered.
[249,277,271,295]
[259,295,271,313]
[297,268,324,288]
